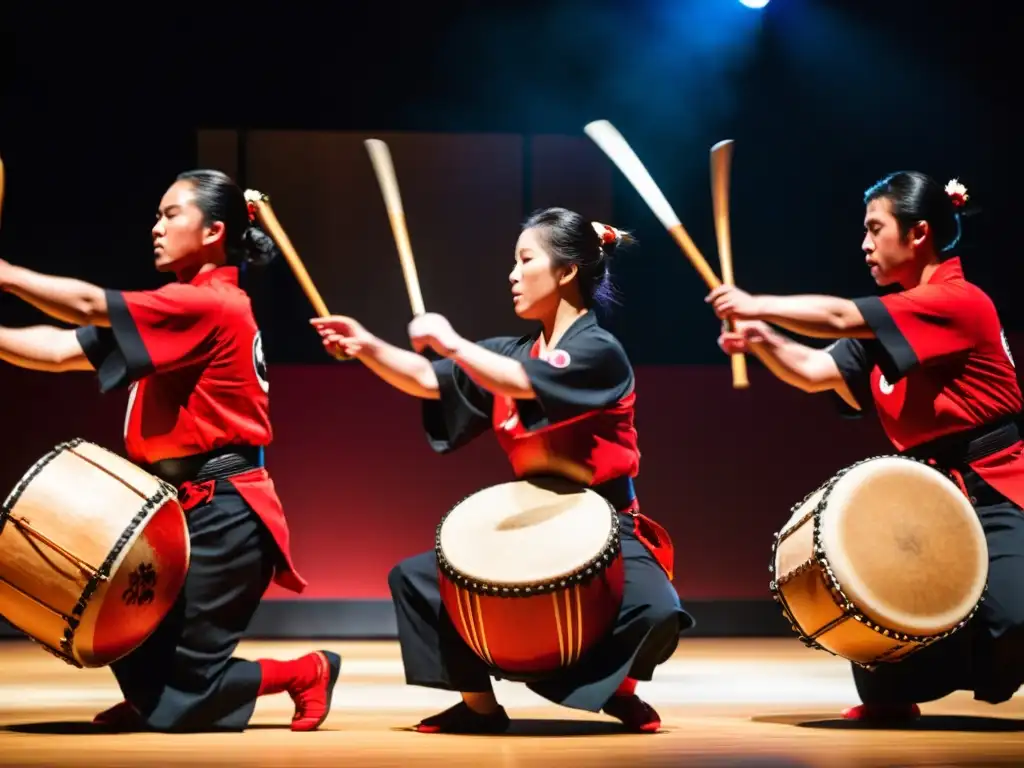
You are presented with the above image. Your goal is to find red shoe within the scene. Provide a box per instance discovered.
[92,701,147,731]
[288,651,341,732]
[603,694,662,733]
[841,703,921,721]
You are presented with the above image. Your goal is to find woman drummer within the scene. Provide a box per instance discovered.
[0,170,340,732]
[312,207,691,734]
[708,172,1024,720]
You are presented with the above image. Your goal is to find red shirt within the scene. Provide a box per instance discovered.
[76,266,305,593]
[95,267,271,464]
[828,258,1021,451]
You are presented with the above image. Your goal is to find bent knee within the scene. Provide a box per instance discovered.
[995,614,1024,638]
[651,594,683,626]
[387,562,410,595]
[635,581,683,626]
[388,552,436,595]
[989,619,1024,667]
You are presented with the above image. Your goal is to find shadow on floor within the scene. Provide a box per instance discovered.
[752,713,1024,732]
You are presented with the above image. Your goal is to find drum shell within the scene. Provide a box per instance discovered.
[773,503,928,665]
[0,440,190,668]
[438,553,625,676]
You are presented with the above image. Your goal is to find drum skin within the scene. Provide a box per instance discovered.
[0,439,190,668]
[436,478,625,676]
[771,455,988,667]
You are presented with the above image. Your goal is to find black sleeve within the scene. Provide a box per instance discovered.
[514,332,634,431]
[105,288,156,381]
[422,337,521,454]
[852,295,919,384]
[72,289,156,394]
[75,325,131,394]
[824,337,875,419]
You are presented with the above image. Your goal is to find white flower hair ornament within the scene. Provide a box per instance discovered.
[243,189,268,223]
[945,179,969,209]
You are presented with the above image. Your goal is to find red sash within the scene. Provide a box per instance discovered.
[621,498,676,582]
[967,441,1024,510]
[178,468,307,594]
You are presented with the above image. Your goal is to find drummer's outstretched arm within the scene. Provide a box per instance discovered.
[309,315,439,399]
[707,285,870,340]
[720,320,861,411]
[445,341,533,399]
[407,313,533,400]
[359,340,441,400]
[0,260,109,327]
[0,325,92,372]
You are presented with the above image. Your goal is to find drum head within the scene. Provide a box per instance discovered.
[818,457,988,637]
[438,477,617,587]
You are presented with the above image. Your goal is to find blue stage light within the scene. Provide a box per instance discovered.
[739,0,769,8]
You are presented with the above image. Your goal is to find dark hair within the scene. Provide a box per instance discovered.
[863,170,966,254]
[175,169,280,267]
[521,207,632,309]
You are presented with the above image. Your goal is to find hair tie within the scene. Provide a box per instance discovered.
[944,178,969,209]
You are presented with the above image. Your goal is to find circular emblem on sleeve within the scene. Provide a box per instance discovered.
[546,349,571,369]
[877,373,893,395]
[253,331,269,393]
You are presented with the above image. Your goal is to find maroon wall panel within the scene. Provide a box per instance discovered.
[0,362,905,602]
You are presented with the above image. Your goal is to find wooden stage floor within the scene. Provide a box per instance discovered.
[0,637,1021,767]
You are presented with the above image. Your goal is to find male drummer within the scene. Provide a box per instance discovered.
[0,170,339,731]
[707,171,1024,720]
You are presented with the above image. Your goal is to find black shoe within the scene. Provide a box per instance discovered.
[414,701,511,734]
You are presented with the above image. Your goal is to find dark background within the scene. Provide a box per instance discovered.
[1,2,1019,625]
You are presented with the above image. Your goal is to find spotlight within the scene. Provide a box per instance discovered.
[739,0,769,8]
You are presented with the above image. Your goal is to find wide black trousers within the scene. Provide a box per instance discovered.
[388,512,694,712]
[109,479,276,732]
[852,469,1024,706]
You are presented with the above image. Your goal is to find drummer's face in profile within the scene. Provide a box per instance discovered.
[862,197,918,288]
[151,181,224,274]
[509,227,567,320]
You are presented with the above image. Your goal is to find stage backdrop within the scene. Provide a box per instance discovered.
[0,130,1017,639]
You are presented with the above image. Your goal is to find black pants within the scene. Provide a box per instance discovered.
[110,480,276,732]
[853,470,1024,706]
[388,512,694,713]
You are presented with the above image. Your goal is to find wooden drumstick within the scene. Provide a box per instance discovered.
[244,189,350,361]
[364,139,427,317]
[584,120,722,292]
[710,139,749,390]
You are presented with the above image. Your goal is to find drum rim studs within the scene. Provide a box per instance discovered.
[434,497,624,597]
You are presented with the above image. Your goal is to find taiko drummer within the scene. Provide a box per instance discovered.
[708,172,1024,720]
[312,207,691,734]
[0,171,340,732]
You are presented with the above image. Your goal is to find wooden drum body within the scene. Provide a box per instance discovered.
[771,455,988,667]
[436,477,625,676]
[0,439,190,668]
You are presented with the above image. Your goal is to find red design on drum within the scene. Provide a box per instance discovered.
[436,478,625,674]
